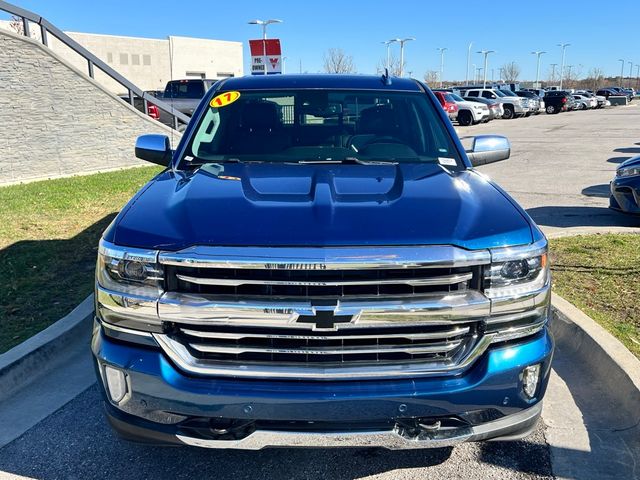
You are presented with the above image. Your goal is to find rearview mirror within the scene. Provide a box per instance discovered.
[135,134,172,166]
[467,135,510,167]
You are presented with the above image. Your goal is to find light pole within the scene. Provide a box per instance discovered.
[248,19,283,76]
[531,50,546,89]
[491,68,495,82]
[476,67,483,83]
[248,18,282,39]
[282,56,287,74]
[437,47,447,87]
[618,59,625,86]
[477,50,495,88]
[565,65,574,87]
[397,37,415,77]
[466,42,473,85]
[636,64,640,90]
[472,63,477,83]
[382,39,398,71]
[628,61,634,88]
[557,43,570,90]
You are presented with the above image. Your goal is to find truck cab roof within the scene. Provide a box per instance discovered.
[218,74,423,92]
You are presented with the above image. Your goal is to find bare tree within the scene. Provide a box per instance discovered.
[9,15,24,35]
[423,70,439,87]
[587,67,605,90]
[376,53,405,77]
[323,48,356,74]
[501,61,521,83]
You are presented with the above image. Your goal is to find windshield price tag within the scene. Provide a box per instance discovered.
[438,157,457,166]
[210,91,241,108]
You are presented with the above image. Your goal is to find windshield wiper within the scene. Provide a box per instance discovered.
[293,158,399,165]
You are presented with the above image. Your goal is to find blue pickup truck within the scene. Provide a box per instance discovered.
[92,74,553,449]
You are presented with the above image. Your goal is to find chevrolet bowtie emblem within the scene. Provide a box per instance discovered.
[296,311,353,329]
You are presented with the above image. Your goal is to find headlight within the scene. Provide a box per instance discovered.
[485,241,549,299]
[617,166,640,178]
[97,240,163,296]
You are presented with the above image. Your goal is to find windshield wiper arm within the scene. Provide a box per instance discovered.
[294,158,398,165]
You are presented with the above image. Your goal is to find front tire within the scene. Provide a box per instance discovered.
[503,105,515,119]
[458,111,473,126]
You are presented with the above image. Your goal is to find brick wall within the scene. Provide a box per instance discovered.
[0,29,178,185]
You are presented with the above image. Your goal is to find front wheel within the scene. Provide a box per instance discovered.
[458,111,473,126]
[546,105,556,114]
[503,105,515,119]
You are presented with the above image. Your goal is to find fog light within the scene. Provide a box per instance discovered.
[522,364,541,399]
[104,365,127,403]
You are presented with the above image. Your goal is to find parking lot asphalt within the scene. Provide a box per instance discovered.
[1,105,638,480]
[0,384,553,480]
[463,104,640,234]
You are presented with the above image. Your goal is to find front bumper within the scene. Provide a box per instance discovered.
[610,177,640,214]
[92,323,554,449]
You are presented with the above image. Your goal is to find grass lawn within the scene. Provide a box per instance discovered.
[0,166,161,353]
[550,234,640,359]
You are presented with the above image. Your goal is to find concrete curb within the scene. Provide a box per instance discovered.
[550,293,640,415]
[545,226,639,239]
[0,294,94,402]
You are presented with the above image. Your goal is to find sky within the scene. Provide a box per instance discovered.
[6,0,639,82]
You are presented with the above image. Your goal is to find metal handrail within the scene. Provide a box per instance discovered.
[0,0,189,129]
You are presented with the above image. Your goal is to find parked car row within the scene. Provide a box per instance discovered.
[431,83,635,125]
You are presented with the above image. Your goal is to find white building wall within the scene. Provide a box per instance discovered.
[0,21,243,95]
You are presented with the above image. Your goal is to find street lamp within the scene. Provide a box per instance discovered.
[636,64,640,90]
[472,63,477,83]
[477,49,495,88]
[618,59,625,87]
[466,42,473,85]
[557,43,570,90]
[437,47,447,87]
[247,19,282,39]
[531,51,546,89]
[382,39,398,71]
[628,61,634,88]
[248,19,283,76]
[397,37,415,77]
[282,56,287,74]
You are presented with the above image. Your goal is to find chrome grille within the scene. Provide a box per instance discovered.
[163,322,480,366]
[154,245,493,379]
[166,265,480,299]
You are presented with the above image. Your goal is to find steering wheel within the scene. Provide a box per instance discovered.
[347,135,406,150]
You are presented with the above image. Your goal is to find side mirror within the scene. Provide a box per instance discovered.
[135,134,172,166]
[467,135,510,167]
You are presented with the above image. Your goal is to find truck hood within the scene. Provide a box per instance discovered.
[111,163,533,251]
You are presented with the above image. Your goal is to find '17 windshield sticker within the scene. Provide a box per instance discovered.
[210,91,241,108]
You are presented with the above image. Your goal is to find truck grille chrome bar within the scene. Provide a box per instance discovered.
[152,245,496,379]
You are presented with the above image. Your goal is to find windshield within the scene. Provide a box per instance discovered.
[180,89,462,168]
[501,89,517,96]
[449,93,464,102]
[493,90,507,97]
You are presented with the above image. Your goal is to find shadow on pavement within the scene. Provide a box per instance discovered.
[543,331,640,479]
[526,206,639,229]
[0,214,115,352]
[614,147,640,154]
[581,184,610,198]
[0,384,555,479]
[607,156,630,164]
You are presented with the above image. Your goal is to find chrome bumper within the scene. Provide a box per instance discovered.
[175,403,542,450]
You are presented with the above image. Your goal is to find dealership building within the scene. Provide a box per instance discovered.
[0,21,243,94]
